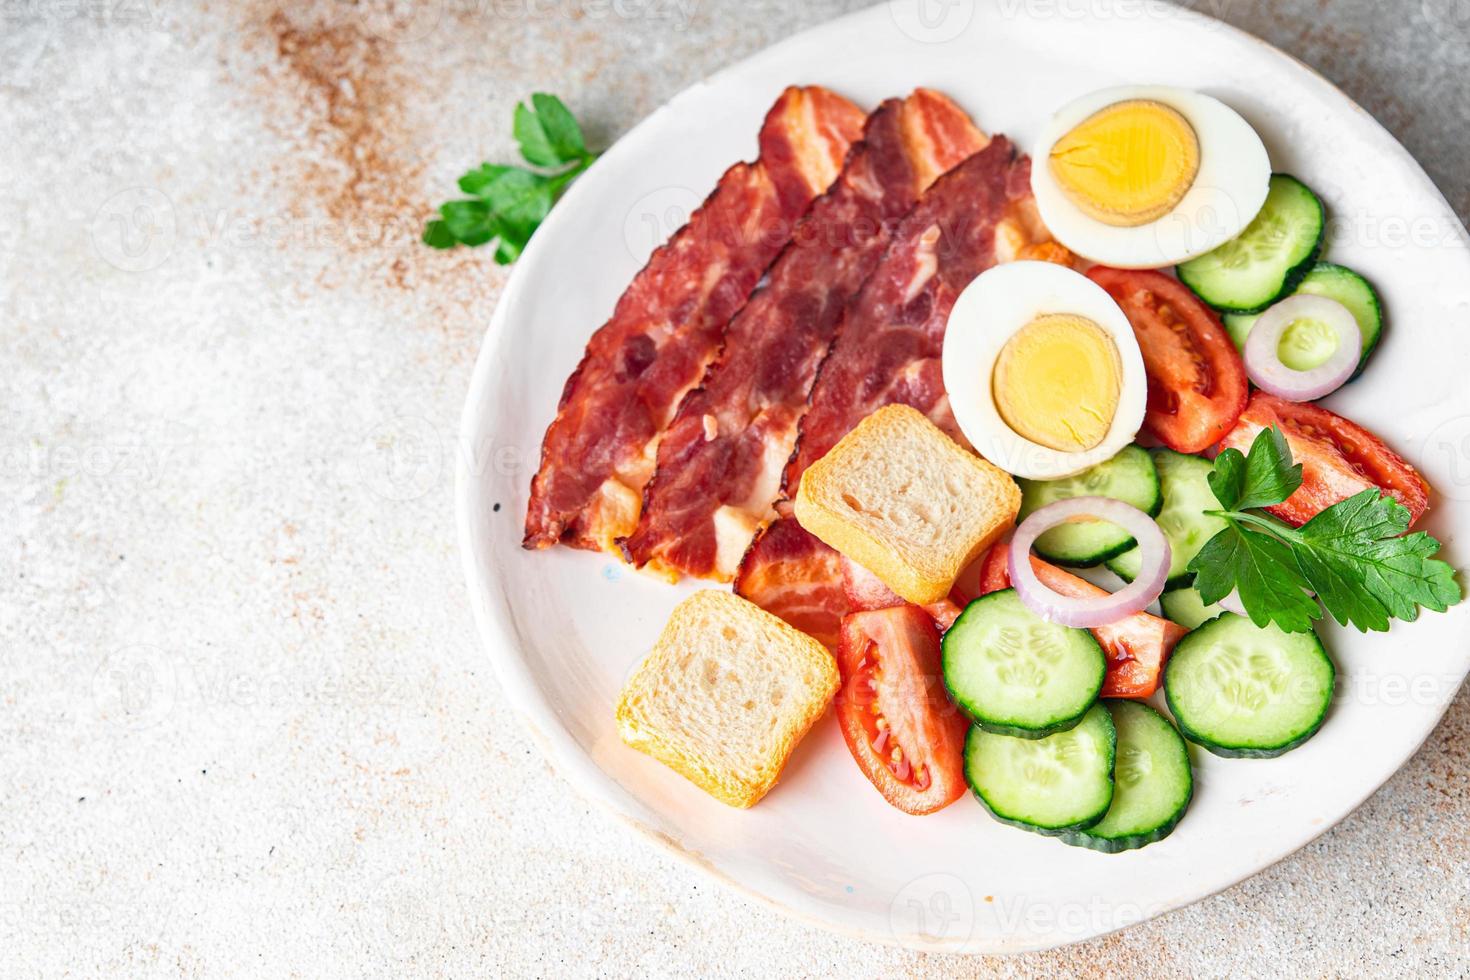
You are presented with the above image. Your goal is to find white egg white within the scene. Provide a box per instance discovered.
[943,262,1147,481]
[1032,85,1271,269]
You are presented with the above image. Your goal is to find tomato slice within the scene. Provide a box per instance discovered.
[973,540,1187,699]
[835,606,969,815]
[1088,266,1248,453]
[1219,391,1430,528]
[970,538,1012,600]
[924,598,963,632]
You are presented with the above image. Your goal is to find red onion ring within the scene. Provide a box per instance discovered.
[1009,497,1170,628]
[1243,294,1361,402]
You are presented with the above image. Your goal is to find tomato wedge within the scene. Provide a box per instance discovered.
[974,540,1187,699]
[1088,266,1248,453]
[840,557,964,631]
[1219,391,1430,528]
[840,557,904,611]
[835,606,968,815]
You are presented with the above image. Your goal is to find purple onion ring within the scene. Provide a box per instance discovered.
[1008,497,1170,628]
[1243,294,1361,402]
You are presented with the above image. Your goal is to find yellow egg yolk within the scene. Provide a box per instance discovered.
[993,314,1122,452]
[1049,99,1201,227]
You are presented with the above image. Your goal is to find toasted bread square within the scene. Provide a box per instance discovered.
[794,404,1020,604]
[616,590,839,808]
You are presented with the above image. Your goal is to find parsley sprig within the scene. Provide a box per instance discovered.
[1188,426,1461,633]
[424,93,596,262]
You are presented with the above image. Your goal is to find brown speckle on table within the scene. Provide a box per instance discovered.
[263,10,410,224]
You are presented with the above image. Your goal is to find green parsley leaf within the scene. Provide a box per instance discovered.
[1188,426,1462,633]
[492,231,524,266]
[514,93,590,168]
[1191,521,1320,633]
[1206,446,1247,511]
[513,103,557,167]
[439,199,496,246]
[422,219,457,249]
[424,94,597,254]
[457,163,516,197]
[1208,426,1301,512]
[1294,490,1462,631]
[1238,426,1303,510]
[476,168,557,229]
[530,93,588,162]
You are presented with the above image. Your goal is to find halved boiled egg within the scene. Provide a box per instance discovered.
[1032,85,1271,269]
[943,262,1146,480]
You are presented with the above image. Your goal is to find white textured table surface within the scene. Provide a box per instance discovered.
[4,1,1469,976]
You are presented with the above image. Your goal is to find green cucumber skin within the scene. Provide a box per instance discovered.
[1172,722,1326,760]
[1346,266,1386,370]
[1058,701,1193,854]
[1177,173,1326,315]
[1176,734,1318,760]
[970,712,1089,741]
[1047,537,1133,569]
[1163,615,1336,759]
[1106,449,1222,589]
[1057,807,1187,853]
[1107,550,1196,591]
[941,590,1105,740]
[1018,446,1162,567]
[964,706,1118,835]
[972,797,1109,838]
[1223,262,1384,376]
[1160,587,1225,631]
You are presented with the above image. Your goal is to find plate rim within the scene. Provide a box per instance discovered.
[456,0,1470,955]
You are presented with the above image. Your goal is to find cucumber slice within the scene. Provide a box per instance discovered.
[1177,174,1325,314]
[1224,262,1384,374]
[942,590,1105,738]
[1059,701,1192,853]
[1164,614,1335,758]
[964,703,1116,835]
[1106,449,1226,588]
[1017,446,1162,567]
[1160,586,1225,631]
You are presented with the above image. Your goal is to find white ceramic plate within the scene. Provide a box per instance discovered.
[458,0,1470,953]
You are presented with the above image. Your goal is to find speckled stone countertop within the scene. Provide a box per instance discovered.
[3,1,1468,976]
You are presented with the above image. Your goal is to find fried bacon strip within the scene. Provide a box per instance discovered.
[784,140,1068,489]
[731,515,851,650]
[622,90,987,582]
[523,86,865,554]
[736,140,1070,645]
